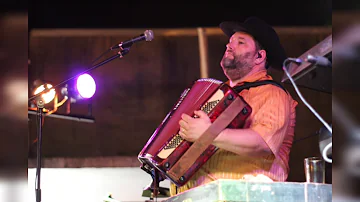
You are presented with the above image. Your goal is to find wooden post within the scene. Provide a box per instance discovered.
[197,27,209,78]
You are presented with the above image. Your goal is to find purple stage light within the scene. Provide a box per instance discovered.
[76,73,96,98]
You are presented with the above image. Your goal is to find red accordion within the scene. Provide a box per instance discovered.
[138,78,252,187]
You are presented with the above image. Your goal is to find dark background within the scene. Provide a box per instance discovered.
[27,1,332,29]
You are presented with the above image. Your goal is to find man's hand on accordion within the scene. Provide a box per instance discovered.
[178,110,211,142]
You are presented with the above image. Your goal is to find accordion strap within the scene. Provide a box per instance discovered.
[167,96,246,182]
[233,80,288,94]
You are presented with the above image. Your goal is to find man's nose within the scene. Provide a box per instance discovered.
[226,43,232,49]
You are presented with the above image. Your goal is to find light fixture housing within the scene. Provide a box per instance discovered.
[61,73,96,103]
[33,83,56,104]
[76,73,96,99]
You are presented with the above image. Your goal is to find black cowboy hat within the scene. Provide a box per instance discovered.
[219,17,287,69]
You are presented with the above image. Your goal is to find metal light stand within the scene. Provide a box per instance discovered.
[35,99,44,202]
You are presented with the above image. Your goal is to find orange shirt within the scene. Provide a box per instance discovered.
[170,70,298,196]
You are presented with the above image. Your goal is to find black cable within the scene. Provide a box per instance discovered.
[90,49,111,65]
[293,132,319,144]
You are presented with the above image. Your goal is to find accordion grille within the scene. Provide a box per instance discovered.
[163,99,221,150]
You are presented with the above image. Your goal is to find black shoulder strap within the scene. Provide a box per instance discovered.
[233,80,288,94]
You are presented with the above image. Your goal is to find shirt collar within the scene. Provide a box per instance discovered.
[226,70,272,87]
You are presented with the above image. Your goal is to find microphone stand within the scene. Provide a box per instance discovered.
[35,99,44,202]
[30,48,131,202]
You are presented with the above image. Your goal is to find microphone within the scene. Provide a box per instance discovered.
[110,30,154,50]
[305,54,332,67]
[287,57,303,64]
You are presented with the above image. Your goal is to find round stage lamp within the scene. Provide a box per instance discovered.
[33,83,56,104]
[76,73,96,99]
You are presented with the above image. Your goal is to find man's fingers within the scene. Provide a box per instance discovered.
[181,113,194,123]
[179,129,186,139]
[179,120,189,130]
[194,110,208,118]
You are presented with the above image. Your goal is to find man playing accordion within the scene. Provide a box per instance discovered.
[173,16,298,195]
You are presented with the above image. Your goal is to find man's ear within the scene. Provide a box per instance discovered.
[255,49,267,65]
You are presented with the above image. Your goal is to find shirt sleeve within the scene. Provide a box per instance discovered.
[248,85,291,155]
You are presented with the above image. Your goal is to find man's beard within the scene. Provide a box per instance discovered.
[220,51,254,81]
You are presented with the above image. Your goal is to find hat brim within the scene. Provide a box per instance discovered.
[220,21,254,39]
